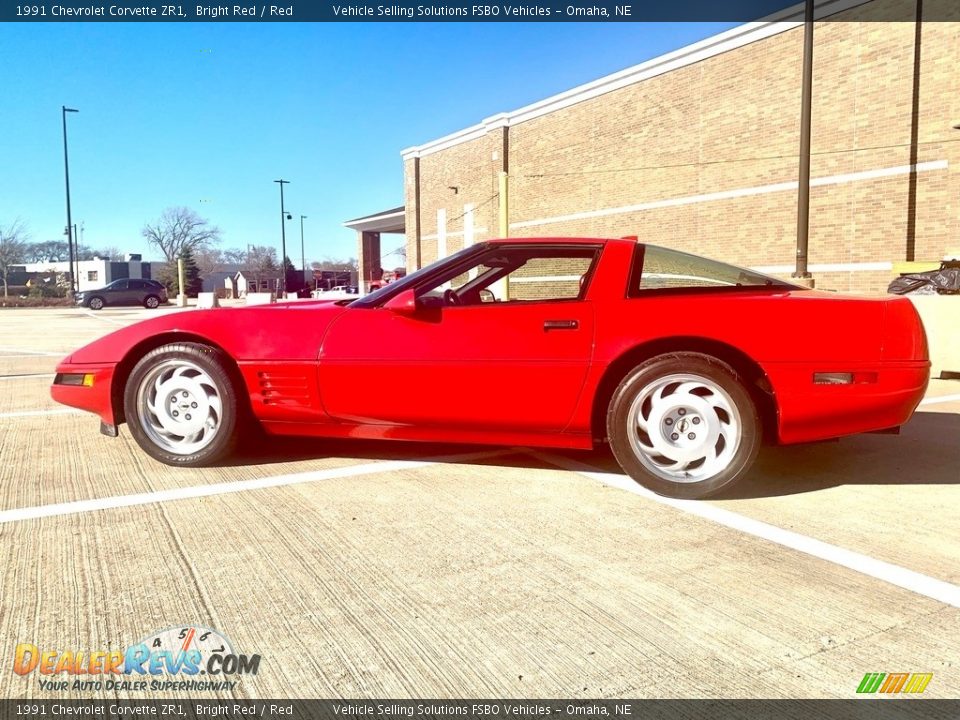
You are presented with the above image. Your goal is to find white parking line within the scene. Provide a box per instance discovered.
[537,452,960,609]
[0,374,56,381]
[0,348,64,357]
[0,449,509,525]
[0,408,83,419]
[83,311,124,325]
[920,393,960,406]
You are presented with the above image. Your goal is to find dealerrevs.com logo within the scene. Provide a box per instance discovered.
[13,626,261,692]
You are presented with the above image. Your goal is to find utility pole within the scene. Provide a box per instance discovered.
[62,106,79,295]
[300,215,307,288]
[274,179,290,296]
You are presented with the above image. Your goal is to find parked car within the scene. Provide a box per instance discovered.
[76,279,168,310]
[311,285,359,299]
[51,238,929,498]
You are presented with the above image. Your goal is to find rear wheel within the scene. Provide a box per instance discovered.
[124,343,238,466]
[144,295,160,309]
[606,353,760,499]
[88,296,104,310]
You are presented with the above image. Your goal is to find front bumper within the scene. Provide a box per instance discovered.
[50,362,119,426]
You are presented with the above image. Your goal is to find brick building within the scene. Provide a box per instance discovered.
[386,0,960,294]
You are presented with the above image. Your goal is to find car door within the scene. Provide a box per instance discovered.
[129,279,151,305]
[318,244,597,433]
[107,279,130,305]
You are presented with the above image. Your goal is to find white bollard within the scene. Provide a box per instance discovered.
[197,292,220,309]
[246,292,276,306]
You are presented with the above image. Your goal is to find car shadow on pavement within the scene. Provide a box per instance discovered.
[225,435,565,473]
[720,411,960,499]
[220,412,958,500]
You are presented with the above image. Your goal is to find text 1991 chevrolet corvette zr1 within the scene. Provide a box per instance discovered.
[51,238,929,499]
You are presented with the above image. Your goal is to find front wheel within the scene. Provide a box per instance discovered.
[123,343,238,466]
[606,353,761,499]
[88,296,104,310]
[144,295,160,309]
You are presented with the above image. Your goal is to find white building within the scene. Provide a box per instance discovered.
[22,255,156,292]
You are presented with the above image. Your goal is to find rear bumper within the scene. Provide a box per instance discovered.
[768,361,930,445]
[50,362,118,426]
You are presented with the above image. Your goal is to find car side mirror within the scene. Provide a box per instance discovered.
[383,288,418,315]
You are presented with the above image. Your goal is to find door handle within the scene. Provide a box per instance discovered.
[543,319,579,331]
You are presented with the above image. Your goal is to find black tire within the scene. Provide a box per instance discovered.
[88,296,105,310]
[144,295,160,309]
[606,352,761,499]
[123,342,239,466]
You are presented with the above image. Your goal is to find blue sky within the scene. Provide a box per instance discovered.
[1,22,736,264]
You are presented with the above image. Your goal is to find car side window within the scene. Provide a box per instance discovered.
[110,280,128,290]
[416,246,599,307]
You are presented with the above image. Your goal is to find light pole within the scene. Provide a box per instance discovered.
[299,215,307,288]
[62,106,79,295]
[274,179,290,296]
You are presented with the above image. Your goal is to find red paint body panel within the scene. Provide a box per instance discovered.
[52,238,930,454]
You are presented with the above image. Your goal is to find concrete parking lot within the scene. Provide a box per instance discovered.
[0,305,958,700]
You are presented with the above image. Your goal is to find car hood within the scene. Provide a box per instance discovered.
[66,302,349,364]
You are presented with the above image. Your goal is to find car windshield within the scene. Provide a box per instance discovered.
[352,244,482,307]
[634,245,799,292]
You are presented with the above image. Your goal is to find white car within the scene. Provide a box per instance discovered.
[311,285,358,300]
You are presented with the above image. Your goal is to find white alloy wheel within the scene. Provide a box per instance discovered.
[626,373,741,483]
[124,343,240,466]
[607,353,761,499]
[136,358,223,455]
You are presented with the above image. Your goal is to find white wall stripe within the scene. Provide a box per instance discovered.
[464,204,475,248]
[510,160,948,230]
[536,452,960,609]
[437,208,447,260]
[421,226,488,242]
[752,261,894,274]
[0,449,509,525]
[919,394,960,406]
[509,275,582,284]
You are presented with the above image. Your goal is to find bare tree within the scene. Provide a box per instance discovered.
[89,246,125,261]
[311,256,358,272]
[24,240,69,263]
[246,245,278,288]
[194,247,248,275]
[141,207,221,261]
[0,220,30,297]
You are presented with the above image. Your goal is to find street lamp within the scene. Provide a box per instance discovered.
[299,215,307,288]
[274,179,290,296]
[62,106,79,295]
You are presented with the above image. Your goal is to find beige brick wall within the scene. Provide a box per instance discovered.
[404,3,960,294]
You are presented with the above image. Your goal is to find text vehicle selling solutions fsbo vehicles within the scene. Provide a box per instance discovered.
[51,238,929,499]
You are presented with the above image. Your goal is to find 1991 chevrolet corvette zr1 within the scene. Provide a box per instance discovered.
[51,238,929,499]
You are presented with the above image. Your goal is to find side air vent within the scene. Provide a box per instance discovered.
[257,371,311,407]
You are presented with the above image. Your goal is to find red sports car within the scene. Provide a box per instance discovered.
[51,238,929,499]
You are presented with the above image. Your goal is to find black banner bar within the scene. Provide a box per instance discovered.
[1,700,958,720]
[4,0,958,23]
